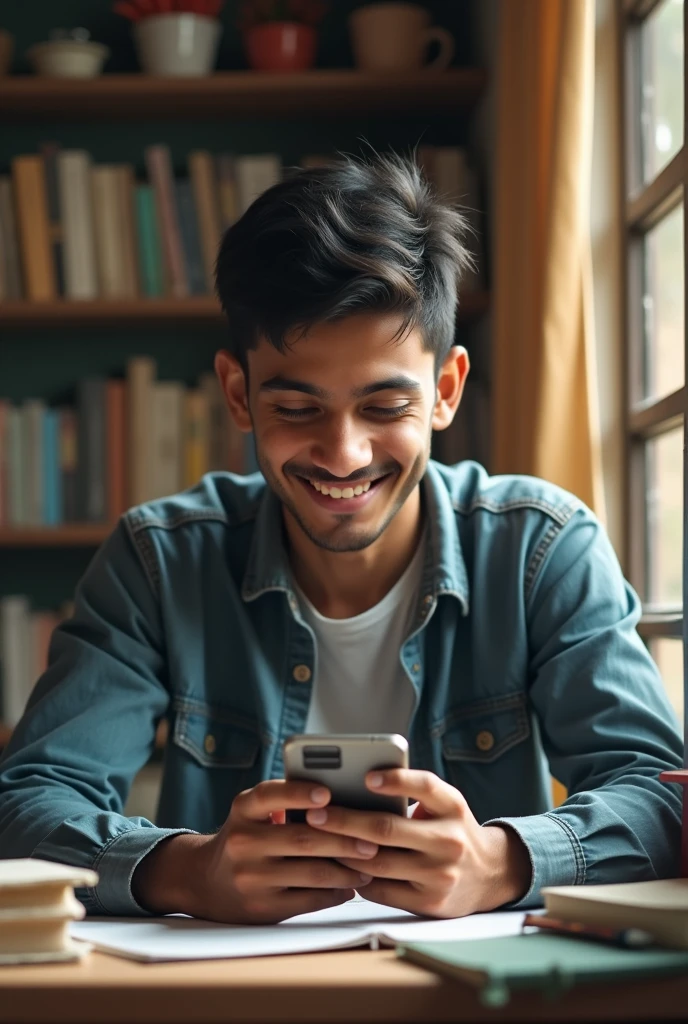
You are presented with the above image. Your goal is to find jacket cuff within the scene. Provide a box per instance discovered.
[484,812,586,908]
[89,827,198,916]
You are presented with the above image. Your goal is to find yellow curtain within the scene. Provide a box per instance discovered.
[492,0,605,520]
[492,0,604,808]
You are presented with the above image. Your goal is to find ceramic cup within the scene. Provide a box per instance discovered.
[349,3,454,72]
[134,14,222,76]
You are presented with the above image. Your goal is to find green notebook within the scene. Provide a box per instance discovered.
[397,933,688,1006]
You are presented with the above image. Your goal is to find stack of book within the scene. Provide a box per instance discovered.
[0,595,73,726]
[0,359,253,529]
[0,859,98,964]
[0,145,282,302]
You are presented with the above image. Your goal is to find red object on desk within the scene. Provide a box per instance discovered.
[660,769,688,876]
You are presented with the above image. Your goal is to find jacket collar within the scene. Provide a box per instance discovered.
[241,460,469,615]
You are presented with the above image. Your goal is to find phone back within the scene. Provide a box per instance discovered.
[283,733,408,821]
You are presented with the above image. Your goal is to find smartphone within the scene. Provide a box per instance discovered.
[283,733,409,823]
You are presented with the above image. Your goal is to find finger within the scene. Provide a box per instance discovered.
[306,804,423,851]
[336,850,428,883]
[270,809,286,824]
[275,888,356,920]
[239,858,371,891]
[359,880,443,917]
[258,825,379,860]
[234,780,331,822]
[366,770,463,817]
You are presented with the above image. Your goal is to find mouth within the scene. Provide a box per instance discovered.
[295,474,391,513]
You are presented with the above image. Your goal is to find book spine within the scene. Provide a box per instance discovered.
[76,378,107,522]
[215,153,238,231]
[22,400,45,527]
[134,185,164,298]
[127,356,156,506]
[59,408,78,523]
[106,379,127,520]
[11,154,57,301]
[183,388,210,489]
[0,399,7,526]
[0,176,23,299]
[7,405,25,525]
[40,141,66,297]
[188,150,221,292]
[91,166,128,299]
[117,165,141,298]
[42,407,62,526]
[151,381,184,499]
[57,150,99,300]
[144,145,189,298]
[175,180,206,296]
[235,155,282,216]
[0,595,31,727]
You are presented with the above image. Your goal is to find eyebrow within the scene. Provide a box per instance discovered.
[259,375,422,399]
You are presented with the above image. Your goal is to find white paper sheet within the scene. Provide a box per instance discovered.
[70,898,529,962]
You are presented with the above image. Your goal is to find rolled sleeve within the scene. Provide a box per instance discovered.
[485,812,586,908]
[88,827,199,916]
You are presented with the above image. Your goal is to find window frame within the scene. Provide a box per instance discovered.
[618,0,687,722]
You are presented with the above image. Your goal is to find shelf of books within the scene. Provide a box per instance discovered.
[0,69,487,119]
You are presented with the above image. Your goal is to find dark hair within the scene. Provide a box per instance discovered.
[215,153,472,369]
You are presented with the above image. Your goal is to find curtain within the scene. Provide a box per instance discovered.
[492,0,605,521]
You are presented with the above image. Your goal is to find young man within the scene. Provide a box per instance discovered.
[0,156,682,924]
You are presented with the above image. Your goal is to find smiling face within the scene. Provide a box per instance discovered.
[216,313,468,555]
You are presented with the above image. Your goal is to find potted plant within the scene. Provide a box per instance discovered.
[114,0,225,77]
[239,0,328,73]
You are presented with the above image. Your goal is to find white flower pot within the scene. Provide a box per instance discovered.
[133,14,222,77]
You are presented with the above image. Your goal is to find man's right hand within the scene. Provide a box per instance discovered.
[131,780,379,924]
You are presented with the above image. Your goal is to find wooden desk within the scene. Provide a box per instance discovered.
[1,948,688,1023]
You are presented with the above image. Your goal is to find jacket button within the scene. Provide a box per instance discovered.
[293,664,312,683]
[204,734,217,755]
[476,730,495,752]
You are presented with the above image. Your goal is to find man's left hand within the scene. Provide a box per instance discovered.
[305,769,532,918]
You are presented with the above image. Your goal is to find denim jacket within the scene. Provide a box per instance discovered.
[0,460,682,915]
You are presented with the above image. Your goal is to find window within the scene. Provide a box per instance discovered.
[621,0,686,732]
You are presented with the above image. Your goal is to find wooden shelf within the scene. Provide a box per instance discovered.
[0,524,115,547]
[0,290,490,328]
[0,69,486,120]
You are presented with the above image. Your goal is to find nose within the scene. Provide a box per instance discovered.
[309,414,373,480]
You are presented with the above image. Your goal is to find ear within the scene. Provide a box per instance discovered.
[214,350,252,433]
[431,346,470,432]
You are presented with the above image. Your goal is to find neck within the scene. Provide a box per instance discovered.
[285,488,423,619]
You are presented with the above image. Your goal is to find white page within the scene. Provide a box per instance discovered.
[71,898,528,962]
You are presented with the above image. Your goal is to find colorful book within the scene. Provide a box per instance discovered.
[188,150,221,292]
[40,142,65,297]
[235,154,282,216]
[57,150,99,300]
[92,166,128,299]
[0,596,31,727]
[7,406,24,526]
[116,165,141,298]
[175,180,206,296]
[183,388,210,488]
[42,407,61,526]
[150,381,184,499]
[134,185,164,298]
[144,145,189,298]
[127,356,156,506]
[76,378,107,522]
[106,379,127,521]
[0,176,23,299]
[11,155,56,301]
[22,400,45,527]
[58,408,78,523]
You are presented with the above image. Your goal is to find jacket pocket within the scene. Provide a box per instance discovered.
[171,699,261,769]
[434,691,530,765]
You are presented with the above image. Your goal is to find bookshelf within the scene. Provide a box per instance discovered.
[0,289,490,329]
[0,69,486,119]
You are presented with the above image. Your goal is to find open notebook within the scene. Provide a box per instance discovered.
[70,896,530,962]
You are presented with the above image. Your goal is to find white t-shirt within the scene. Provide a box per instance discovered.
[297,539,425,736]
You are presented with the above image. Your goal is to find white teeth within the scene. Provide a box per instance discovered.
[308,478,376,499]
[320,484,329,495]
[329,487,342,498]
[341,487,354,498]
[362,481,371,492]
[354,485,363,495]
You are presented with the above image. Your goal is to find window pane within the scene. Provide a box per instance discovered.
[640,0,684,184]
[646,427,683,605]
[643,203,685,400]
[650,637,684,733]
